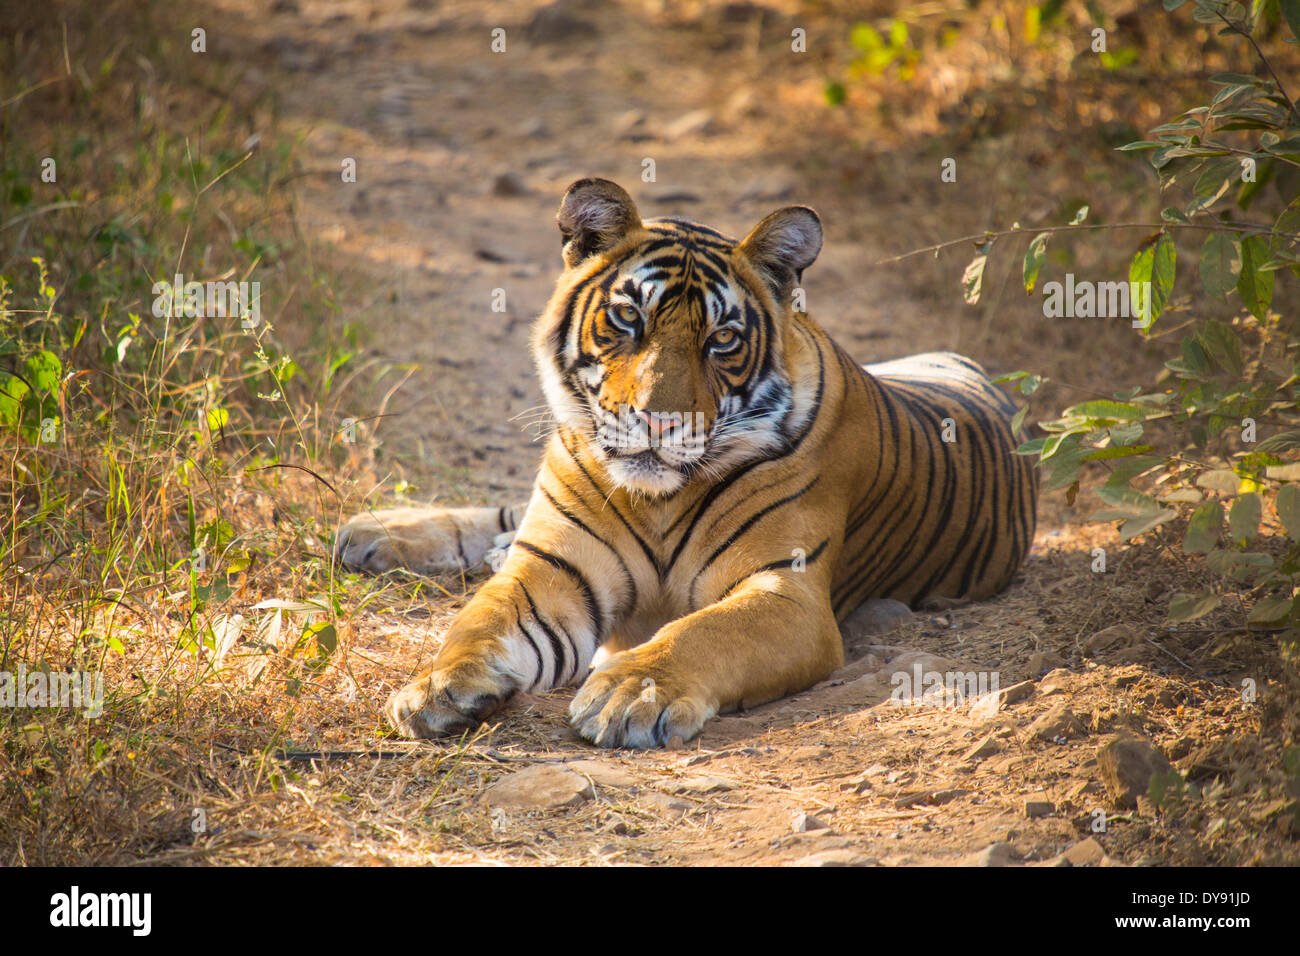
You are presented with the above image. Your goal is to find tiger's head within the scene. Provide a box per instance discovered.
[533,178,822,497]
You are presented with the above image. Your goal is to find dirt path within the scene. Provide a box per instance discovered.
[192,0,1294,865]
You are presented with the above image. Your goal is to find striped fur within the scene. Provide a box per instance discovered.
[339,179,1037,747]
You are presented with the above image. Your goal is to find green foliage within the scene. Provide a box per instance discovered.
[1008,2,1300,641]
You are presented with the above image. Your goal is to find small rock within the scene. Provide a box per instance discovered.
[1084,624,1136,655]
[482,764,593,810]
[663,109,715,140]
[793,849,873,867]
[1025,799,1055,818]
[963,735,1000,762]
[1027,703,1084,741]
[642,792,691,814]
[840,598,914,639]
[929,788,970,805]
[491,171,530,197]
[999,680,1037,706]
[975,842,1016,867]
[667,773,733,794]
[1063,837,1105,866]
[792,811,830,833]
[973,679,1034,717]
[1038,668,1074,696]
[1097,737,1174,809]
[838,776,873,794]
[565,759,638,789]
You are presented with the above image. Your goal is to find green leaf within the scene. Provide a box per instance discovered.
[1069,205,1089,225]
[1107,422,1145,446]
[1182,501,1224,554]
[25,351,62,393]
[1043,434,1092,491]
[1197,320,1243,376]
[0,374,29,426]
[1229,492,1262,542]
[1167,591,1221,624]
[1061,400,1149,421]
[1196,469,1240,495]
[1121,509,1178,541]
[1129,233,1176,330]
[1011,404,1029,435]
[1023,233,1049,293]
[1237,234,1274,320]
[1097,484,1163,515]
[1256,430,1300,454]
[1199,233,1242,299]
[1206,548,1273,581]
[1277,484,1300,538]
[306,621,338,657]
[1247,595,1294,628]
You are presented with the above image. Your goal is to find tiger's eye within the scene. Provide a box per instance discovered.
[609,303,640,330]
[709,328,738,350]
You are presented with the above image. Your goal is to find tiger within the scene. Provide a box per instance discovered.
[335,177,1038,749]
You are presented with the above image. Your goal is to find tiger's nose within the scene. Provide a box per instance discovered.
[634,410,674,439]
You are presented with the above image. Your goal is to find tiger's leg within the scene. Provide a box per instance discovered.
[384,533,626,738]
[569,573,843,748]
[334,505,523,575]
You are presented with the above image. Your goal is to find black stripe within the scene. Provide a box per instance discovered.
[519,581,576,685]
[513,539,603,637]
[541,483,638,614]
[690,476,820,607]
[559,431,662,576]
[720,538,830,600]
[510,601,547,690]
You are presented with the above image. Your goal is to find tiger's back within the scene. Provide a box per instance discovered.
[831,349,1038,614]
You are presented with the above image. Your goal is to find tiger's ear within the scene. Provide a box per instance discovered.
[737,206,822,297]
[556,178,642,268]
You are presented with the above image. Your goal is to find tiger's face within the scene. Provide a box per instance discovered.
[534,179,822,497]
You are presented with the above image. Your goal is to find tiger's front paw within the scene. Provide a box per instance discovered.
[569,650,717,749]
[384,659,513,740]
[335,507,511,575]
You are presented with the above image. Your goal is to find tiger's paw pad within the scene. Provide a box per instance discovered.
[569,654,716,749]
[384,664,509,740]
